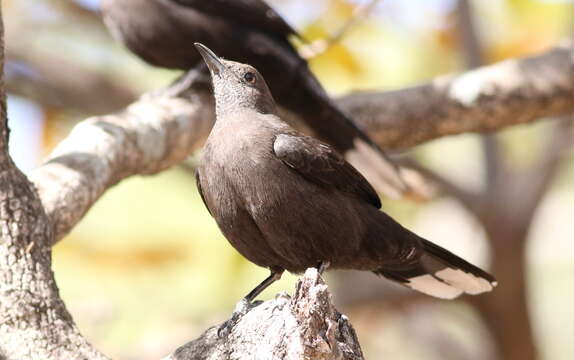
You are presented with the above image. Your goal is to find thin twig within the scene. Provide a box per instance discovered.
[457,0,503,192]
[399,158,481,215]
[517,117,574,215]
[299,0,383,59]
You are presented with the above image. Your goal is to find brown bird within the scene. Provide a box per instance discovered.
[193,43,496,333]
[101,0,411,198]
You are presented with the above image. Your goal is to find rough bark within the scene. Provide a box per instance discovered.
[0,2,6,160]
[0,7,107,360]
[166,269,364,360]
[0,158,109,360]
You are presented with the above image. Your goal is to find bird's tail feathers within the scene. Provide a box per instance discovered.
[374,240,497,299]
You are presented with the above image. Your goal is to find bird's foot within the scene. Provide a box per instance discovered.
[317,261,330,275]
[217,298,262,338]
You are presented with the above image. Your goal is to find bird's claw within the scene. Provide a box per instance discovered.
[217,298,260,338]
[216,316,237,338]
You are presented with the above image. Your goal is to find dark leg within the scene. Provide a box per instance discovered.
[218,267,284,337]
[317,261,330,275]
[243,267,284,302]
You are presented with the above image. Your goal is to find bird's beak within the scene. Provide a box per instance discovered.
[194,43,226,76]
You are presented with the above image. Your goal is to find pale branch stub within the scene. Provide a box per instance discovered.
[165,269,364,360]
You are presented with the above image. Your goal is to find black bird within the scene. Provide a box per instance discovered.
[194,43,496,324]
[101,0,410,198]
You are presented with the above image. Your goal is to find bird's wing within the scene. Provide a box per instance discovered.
[274,134,382,208]
[171,0,298,38]
[195,169,212,216]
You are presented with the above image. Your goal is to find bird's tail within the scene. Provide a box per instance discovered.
[374,240,497,299]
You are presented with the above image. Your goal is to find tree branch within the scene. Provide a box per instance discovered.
[455,0,503,190]
[299,0,383,59]
[30,84,215,244]
[0,3,7,159]
[167,269,364,360]
[452,3,538,360]
[338,40,574,150]
[513,117,574,222]
[0,4,107,358]
[399,158,481,214]
[6,50,138,114]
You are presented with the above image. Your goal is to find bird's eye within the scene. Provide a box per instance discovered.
[243,72,256,84]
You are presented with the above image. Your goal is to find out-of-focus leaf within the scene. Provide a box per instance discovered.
[431,9,458,52]
[57,241,189,271]
[507,0,573,27]
[487,30,558,63]
[41,106,72,155]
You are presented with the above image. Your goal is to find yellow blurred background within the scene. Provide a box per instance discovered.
[4,0,574,359]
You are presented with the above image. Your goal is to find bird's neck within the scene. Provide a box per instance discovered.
[214,94,276,119]
[210,111,289,138]
[205,112,288,162]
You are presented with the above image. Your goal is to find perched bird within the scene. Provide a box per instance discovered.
[194,43,496,323]
[101,0,410,198]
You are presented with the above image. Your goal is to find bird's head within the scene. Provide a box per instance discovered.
[194,43,276,117]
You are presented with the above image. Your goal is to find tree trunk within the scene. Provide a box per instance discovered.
[476,226,537,360]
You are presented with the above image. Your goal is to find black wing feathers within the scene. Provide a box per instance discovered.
[172,0,298,38]
[273,134,382,208]
[421,240,497,284]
